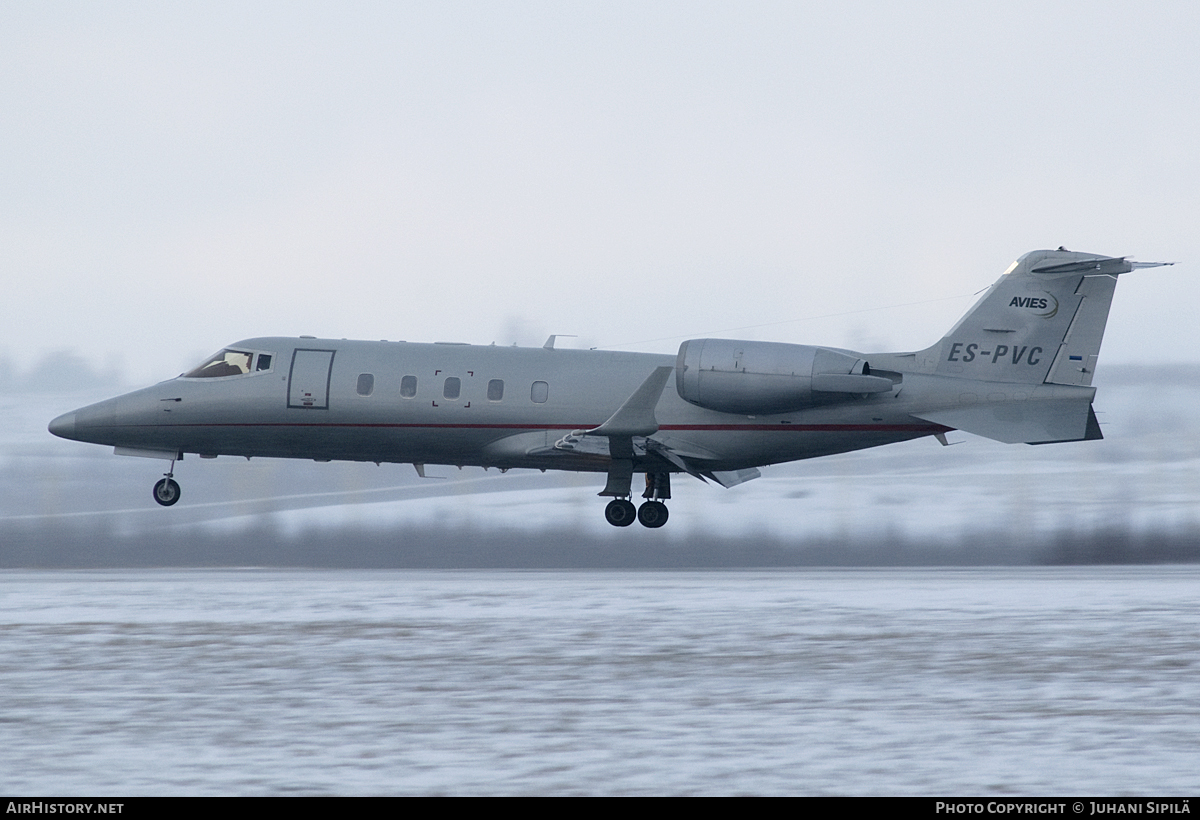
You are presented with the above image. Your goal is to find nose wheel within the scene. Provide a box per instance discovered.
[153,478,181,506]
[153,458,181,506]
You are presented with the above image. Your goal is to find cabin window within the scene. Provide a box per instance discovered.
[357,373,374,396]
[184,349,254,378]
[531,381,549,403]
[443,377,461,400]
[400,375,417,398]
[487,379,504,401]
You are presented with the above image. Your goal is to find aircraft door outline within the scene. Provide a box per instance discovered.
[288,349,336,409]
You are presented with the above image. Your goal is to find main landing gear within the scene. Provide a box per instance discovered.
[603,498,669,528]
[637,499,669,528]
[152,459,181,507]
[603,472,671,528]
[604,498,637,527]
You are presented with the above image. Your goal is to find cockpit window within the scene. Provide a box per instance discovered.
[184,349,259,378]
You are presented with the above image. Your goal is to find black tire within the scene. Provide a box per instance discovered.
[153,478,181,507]
[604,499,636,527]
[638,500,669,528]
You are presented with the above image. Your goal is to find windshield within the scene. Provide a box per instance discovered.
[183,349,271,378]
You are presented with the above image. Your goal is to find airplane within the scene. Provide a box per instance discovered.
[48,248,1171,528]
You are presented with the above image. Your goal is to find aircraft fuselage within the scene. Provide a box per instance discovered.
[50,337,943,473]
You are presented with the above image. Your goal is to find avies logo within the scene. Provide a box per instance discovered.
[1009,292,1059,318]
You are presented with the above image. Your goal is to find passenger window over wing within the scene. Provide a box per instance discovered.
[400,375,417,398]
[487,379,504,401]
[444,377,461,400]
[531,381,548,403]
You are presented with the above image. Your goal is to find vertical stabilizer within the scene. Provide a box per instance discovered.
[910,250,1169,444]
[930,249,1150,386]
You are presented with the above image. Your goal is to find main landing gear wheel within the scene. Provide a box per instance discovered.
[637,500,669,528]
[604,499,637,527]
[153,478,181,507]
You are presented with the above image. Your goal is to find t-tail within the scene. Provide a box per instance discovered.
[907,248,1172,444]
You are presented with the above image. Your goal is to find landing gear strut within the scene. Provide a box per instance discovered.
[599,446,673,528]
[637,471,670,528]
[153,458,181,506]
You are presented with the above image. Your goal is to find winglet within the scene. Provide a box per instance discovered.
[587,366,674,437]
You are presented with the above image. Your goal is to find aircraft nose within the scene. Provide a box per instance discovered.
[48,411,77,440]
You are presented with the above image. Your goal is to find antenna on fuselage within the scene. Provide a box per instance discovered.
[543,334,577,350]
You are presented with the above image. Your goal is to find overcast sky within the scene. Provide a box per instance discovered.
[3,2,1197,385]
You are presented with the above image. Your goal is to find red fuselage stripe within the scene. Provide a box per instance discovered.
[102,422,950,433]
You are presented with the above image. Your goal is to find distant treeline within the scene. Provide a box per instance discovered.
[0,350,122,393]
[2,520,1198,568]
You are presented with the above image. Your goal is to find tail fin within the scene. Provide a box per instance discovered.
[930,249,1166,386]
[911,249,1170,444]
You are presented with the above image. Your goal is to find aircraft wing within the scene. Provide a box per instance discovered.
[586,366,674,437]
[546,432,759,487]
[487,361,761,488]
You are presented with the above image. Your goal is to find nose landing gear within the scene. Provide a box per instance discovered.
[152,458,181,506]
[153,477,180,506]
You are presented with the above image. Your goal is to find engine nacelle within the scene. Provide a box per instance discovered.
[674,339,894,415]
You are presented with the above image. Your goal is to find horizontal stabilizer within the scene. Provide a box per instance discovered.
[1029,404,1103,445]
[1030,257,1174,276]
[913,400,1098,444]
